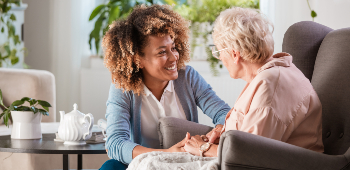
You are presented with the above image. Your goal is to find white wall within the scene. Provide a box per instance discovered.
[22,0,350,123]
[260,0,350,54]
[23,0,97,121]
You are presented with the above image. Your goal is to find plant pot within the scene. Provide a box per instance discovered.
[11,111,42,139]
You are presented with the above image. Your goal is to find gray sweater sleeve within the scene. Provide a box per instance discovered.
[105,83,138,165]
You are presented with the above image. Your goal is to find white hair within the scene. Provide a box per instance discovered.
[213,7,274,63]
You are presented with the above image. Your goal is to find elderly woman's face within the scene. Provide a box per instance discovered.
[216,44,241,79]
[140,34,179,83]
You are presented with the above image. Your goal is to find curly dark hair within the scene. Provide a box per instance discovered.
[102,4,190,95]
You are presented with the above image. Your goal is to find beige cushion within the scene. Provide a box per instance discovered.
[0,68,56,122]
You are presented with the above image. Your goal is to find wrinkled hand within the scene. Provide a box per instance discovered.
[184,135,206,156]
[201,124,223,144]
[166,132,191,153]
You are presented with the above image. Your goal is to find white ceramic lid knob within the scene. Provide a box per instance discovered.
[73,103,78,110]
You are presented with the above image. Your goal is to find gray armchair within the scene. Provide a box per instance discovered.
[158,21,350,169]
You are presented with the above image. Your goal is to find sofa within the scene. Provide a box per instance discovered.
[158,21,350,169]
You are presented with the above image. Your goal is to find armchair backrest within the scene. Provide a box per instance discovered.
[282,21,333,81]
[312,28,350,155]
[0,68,56,122]
[283,21,350,155]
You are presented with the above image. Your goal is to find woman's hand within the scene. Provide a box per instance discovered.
[183,135,206,156]
[201,124,223,144]
[166,132,191,153]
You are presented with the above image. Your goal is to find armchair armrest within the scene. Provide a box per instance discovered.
[0,68,56,122]
[218,130,350,170]
[158,117,213,149]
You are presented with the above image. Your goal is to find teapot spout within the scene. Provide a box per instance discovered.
[60,111,65,122]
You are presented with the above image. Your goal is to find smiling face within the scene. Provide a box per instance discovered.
[139,34,179,85]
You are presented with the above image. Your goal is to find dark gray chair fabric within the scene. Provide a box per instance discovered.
[217,131,350,170]
[282,21,333,80]
[311,27,350,155]
[157,21,350,169]
[158,117,212,149]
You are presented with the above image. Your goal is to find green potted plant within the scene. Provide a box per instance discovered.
[0,0,28,68]
[175,0,259,76]
[88,0,185,58]
[0,89,51,139]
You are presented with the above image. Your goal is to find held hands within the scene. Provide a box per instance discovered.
[166,125,223,156]
[183,134,206,156]
[166,132,191,153]
[202,124,223,144]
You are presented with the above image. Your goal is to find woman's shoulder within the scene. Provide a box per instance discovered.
[108,83,137,102]
[253,67,281,89]
[177,65,200,80]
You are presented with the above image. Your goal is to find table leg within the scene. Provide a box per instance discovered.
[78,154,82,170]
[63,154,69,170]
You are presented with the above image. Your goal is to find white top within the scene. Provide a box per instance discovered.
[140,80,187,149]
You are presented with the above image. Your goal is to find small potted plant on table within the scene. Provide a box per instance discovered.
[0,89,51,139]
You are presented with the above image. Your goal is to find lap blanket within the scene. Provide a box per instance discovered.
[127,152,219,170]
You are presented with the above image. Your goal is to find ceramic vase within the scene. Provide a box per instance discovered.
[11,111,42,139]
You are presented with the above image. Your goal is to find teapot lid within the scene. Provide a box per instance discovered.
[67,103,83,115]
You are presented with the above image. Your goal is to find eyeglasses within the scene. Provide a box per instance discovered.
[211,46,228,59]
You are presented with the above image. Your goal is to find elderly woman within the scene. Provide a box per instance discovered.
[99,5,231,169]
[184,7,324,157]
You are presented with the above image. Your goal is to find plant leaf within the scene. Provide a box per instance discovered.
[89,12,105,54]
[89,4,106,21]
[12,100,24,106]
[37,100,52,107]
[29,99,37,106]
[5,6,11,13]
[14,35,20,45]
[11,48,17,56]
[108,5,120,24]
[9,105,14,111]
[4,45,11,55]
[21,97,31,102]
[0,89,4,107]
[42,106,49,112]
[11,56,19,65]
[0,112,5,120]
[8,25,16,37]
[16,106,31,111]
[95,37,100,55]
[10,14,16,21]
[4,110,9,127]
[1,27,4,33]
[38,109,49,116]
[311,10,317,18]
[30,106,38,113]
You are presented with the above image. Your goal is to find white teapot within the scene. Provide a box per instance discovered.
[58,103,94,145]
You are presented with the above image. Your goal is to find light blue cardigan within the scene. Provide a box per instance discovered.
[105,66,231,164]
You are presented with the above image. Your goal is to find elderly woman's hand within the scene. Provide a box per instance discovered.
[183,135,207,156]
[201,124,223,144]
[166,132,190,153]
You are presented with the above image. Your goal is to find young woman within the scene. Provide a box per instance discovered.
[100,5,231,169]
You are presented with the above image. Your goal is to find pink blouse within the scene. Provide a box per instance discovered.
[222,52,324,152]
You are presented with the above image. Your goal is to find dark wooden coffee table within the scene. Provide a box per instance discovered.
[0,133,107,170]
